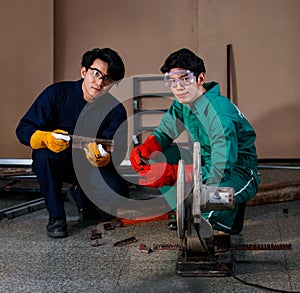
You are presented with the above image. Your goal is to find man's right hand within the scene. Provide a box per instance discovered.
[30,129,70,153]
[130,135,162,172]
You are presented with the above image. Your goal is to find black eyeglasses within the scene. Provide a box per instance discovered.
[89,67,114,86]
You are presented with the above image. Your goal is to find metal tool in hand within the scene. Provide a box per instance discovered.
[52,133,114,152]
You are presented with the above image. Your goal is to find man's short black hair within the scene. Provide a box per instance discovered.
[160,48,206,77]
[81,48,125,81]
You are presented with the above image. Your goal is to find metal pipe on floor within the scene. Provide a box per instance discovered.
[258,165,300,170]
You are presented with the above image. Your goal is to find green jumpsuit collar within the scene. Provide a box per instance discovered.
[190,81,220,113]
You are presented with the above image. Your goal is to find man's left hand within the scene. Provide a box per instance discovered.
[139,163,193,188]
[84,142,110,168]
[139,163,178,188]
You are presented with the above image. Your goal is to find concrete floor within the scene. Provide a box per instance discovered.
[0,165,300,293]
[0,196,299,293]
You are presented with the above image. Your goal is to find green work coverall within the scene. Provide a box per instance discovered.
[152,81,259,232]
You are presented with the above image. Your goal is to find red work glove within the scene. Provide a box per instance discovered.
[139,163,193,188]
[130,135,162,172]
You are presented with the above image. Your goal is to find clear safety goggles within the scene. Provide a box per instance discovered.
[164,70,196,88]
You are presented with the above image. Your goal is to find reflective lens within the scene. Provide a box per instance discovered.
[164,70,195,88]
[89,67,114,86]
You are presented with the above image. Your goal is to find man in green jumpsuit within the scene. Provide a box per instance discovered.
[130,48,259,234]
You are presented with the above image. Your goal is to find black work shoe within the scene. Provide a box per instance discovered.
[47,218,68,238]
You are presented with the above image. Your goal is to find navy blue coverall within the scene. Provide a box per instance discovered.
[16,79,128,219]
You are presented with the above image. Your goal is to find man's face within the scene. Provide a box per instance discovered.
[81,58,114,102]
[165,68,205,105]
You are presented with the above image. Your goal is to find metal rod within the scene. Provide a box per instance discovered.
[70,135,114,151]
[258,165,300,170]
[227,44,232,100]
[0,198,45,220]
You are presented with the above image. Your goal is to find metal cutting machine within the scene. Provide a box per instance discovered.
[176,142,235,276]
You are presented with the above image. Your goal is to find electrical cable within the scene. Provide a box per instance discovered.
[194,223,300,293]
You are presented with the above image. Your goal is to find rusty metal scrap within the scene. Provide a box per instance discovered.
[139,243,153,253]
[90,228,102,240]
[0,168,33,178]
[91,239,105,247]
[234,243,292,251]
[103,222,114,231]
[113,236,138,247]
[140,242,292,252]
[152,243,182,251]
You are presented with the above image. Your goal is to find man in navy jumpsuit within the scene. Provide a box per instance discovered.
[16,48,128,238]
[130,48,259,234]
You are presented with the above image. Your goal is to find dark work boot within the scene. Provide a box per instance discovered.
[47,218,68,238]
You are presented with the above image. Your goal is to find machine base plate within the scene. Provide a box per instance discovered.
[176,235,234,277]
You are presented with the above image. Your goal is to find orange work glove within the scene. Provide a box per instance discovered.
[130,135,162,172]
[30,129,70,153]
[84,142,110,168]
[139,163,193,188]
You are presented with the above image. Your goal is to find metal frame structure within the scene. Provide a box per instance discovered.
[133,76,191,149]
